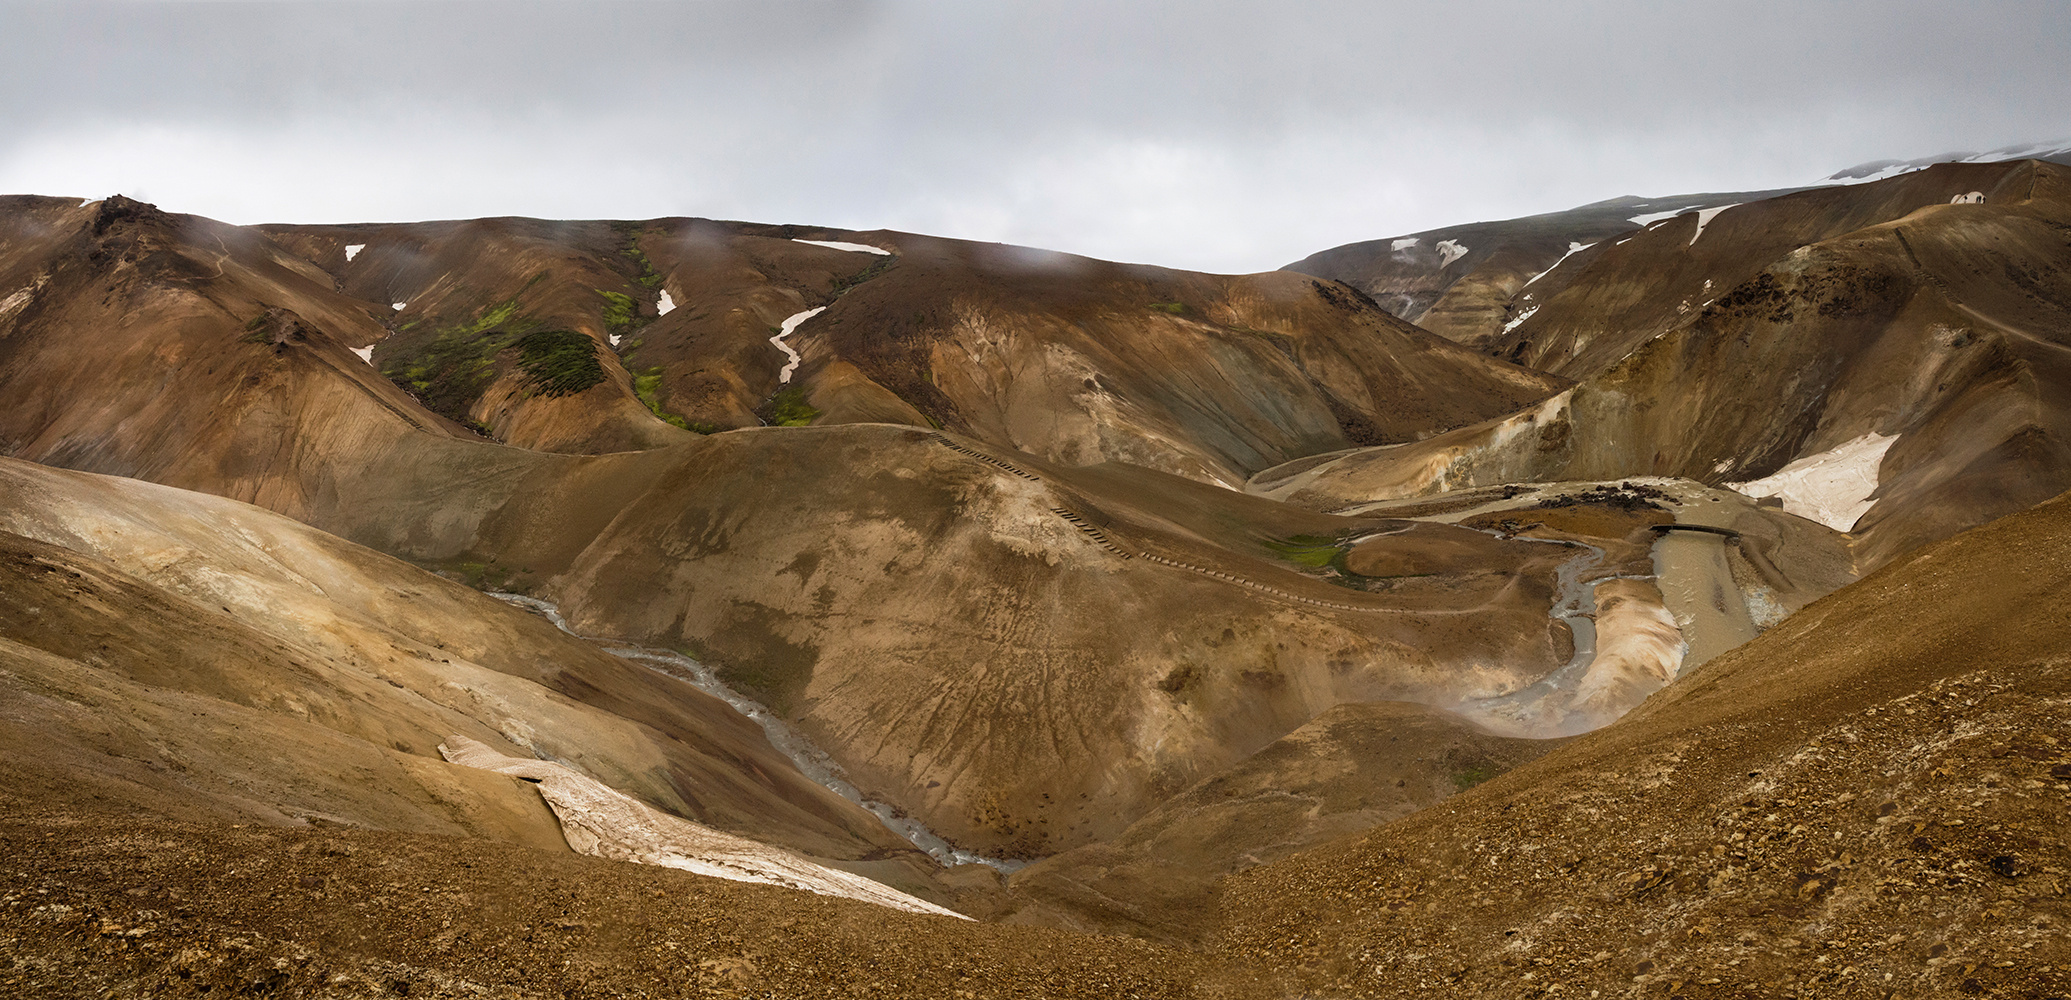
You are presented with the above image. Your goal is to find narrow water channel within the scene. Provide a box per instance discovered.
[489,593,1025,872]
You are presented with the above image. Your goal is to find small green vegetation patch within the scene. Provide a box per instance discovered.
[625,243,664,289]
[379,298,543,423]
[1148,301,1187,315]
[596,289,639,338]
[633,366,711,432]
[514,329,605,397]
[452,560,511,591]
[612,222,666,290]
[1265,534,1343,569]
[384,332,509,422]
[829,256,895,296]
[1452,763,1502,792]
[463,300,522,335]
[769,385,821,427]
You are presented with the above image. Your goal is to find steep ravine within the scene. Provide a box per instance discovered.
[490,593,1027,872]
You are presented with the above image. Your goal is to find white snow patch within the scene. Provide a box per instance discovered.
[78,198,96,208]
[1950,191,1986,205]
[770,306,826,384]
[1727,432,1899,532]
[1819,140,2071,187]
[343,244,365,262]
[1688,204,1741,245]
[793,239,890,255]
[1390,237,1420,251]
[1523,241,1595,287]
[1500,304,1540,336]
[440,735,966,918]
[656,289,675,315]
[608,333,622,348]
[391,301,407,311]
[1435,239,1468,266]
[1628,207,1697,226]
[1825,162,1919,186]
[349,346,375,365]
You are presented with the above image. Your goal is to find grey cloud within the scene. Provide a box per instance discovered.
[1,0,2066,271]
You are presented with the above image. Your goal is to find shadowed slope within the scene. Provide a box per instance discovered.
[774,233,1566,483]
[1483,159,2063,378]
[1284,186,1798,348]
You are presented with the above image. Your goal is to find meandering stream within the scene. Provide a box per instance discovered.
[1412,479,1765,736]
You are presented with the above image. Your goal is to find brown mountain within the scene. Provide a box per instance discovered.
[0,195,1591,863]
[1260,159,2071,572]
[1285,142,2071,353]
[2,148,2069,998]
[1285,187,1796,348]
[257,215,1564,485]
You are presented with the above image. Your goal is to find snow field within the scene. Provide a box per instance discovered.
[770,306,826,384]
[1727,432,1898,532]
[793,239,890,255]
[1688,204,1740,245]
[1523,241,1595,287]
[440,735,968,919]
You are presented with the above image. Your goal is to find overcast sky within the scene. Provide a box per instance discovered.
[1,1,2066,272]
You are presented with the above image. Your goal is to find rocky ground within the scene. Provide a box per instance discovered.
[0,809,1227,999]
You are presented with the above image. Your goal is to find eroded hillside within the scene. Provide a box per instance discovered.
[2,153,2068,998]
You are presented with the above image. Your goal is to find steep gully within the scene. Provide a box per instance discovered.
[487,592,1027,873]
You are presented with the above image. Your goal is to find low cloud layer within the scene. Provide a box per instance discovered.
[3,0,2065,272]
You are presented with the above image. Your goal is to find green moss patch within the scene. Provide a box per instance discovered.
[769,385,821,427]
[1264,535,1343,569]
[1451,763,1502,792]
[379,299,538,423]
[514,329,605,397]
[632,366,711,432]
[596,289,639,339]
[829,256,896,296]
[610,222,666,291]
